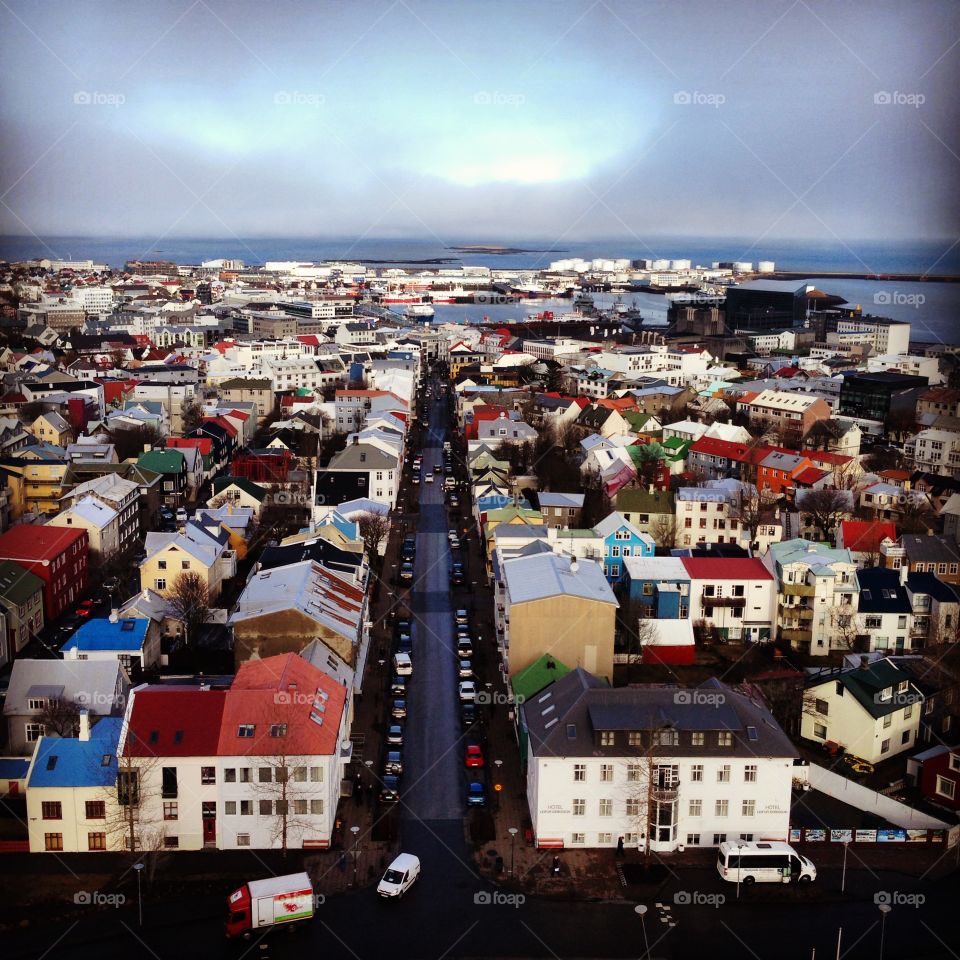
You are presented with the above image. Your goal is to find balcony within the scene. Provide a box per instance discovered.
[781,627,812,643]
[702,594,746,607]
[782,583,816,597]
[652,786,679,801]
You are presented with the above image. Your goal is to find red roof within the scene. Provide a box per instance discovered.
[0,524,87,562]
[204,416,239,437]
[807,450,853,467]
[793,466,828,485]
[218,654,346,757]
[841,520,898,553]
[124,687,228,757]
[167,437,214,455]
[680,557,774,581]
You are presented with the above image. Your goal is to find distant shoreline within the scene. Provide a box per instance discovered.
[448,245,564,255]
[772,271,959,283]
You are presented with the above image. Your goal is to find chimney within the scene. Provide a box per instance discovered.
[648,484,654,494]
[78,709,90,742]
[899,563,908,586]
[142,588,149,600]
[109,609,119,624]
[569,556,579,574]
[859,654,870,671]
[143,444,152,453]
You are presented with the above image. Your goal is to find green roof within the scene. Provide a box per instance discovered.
[211,475,268,503]
[614,487,674,514]
[816,660,918,720]
[623,410,654,431]
[512,654,572,702]
[137,449,185,474]
[0,559,44,605]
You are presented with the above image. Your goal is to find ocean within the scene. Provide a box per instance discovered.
[2,234,957,343]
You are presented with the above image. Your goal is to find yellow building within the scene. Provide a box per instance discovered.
[29,411,74,447]
[4,459,68,518]
[139,526,235,602]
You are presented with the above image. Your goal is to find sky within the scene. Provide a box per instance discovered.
[0,0,958,244]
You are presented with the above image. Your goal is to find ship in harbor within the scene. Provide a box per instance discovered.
[404,302,435,318]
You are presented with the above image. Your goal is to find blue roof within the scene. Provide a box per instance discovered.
[28,717,122,788]
[0,758,30,780]
[61,617,149,652]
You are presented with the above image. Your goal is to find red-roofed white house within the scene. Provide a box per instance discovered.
[681,557,777,643]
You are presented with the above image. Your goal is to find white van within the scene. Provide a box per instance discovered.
[393,652,413,676]
[717,841,815,885]
[377,853,421,898]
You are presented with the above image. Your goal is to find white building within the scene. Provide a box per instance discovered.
[47,495,120,561]
[904,429,960,479]
[524,671,798,852]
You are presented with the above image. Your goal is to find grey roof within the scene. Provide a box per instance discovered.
[537,492,585,510]
[3,660,128,717]
[327,443,399,470]
[524,670,797,760]
[901,535,960,565]
[503,552,617,606]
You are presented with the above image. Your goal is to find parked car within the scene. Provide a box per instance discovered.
[466,781,486,807]
[448,494,460,508]
[395,618,411,639]
[458,681,476,702]
[379,775,401,803]
[396,634,413,654]
[399,562,415,583]
[387,724,404,746]
[461,702,477,725]
[76,599,96,619]
[455,609,469,626]
[465,744,484,768]
[391,699,407,719]
[393,652,413,676]
[384,750,403,775]
[390,675,407,696]
[458,659,473,679]
[424,472,434,483]
[456,638,473,659]
[377,853,421,898]
[450,564,465,586]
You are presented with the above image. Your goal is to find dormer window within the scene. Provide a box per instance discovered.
[879,688,892,702]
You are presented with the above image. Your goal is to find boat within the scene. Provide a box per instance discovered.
[404,303,435,318]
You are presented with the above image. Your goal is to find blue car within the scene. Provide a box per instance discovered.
[466,781,486,807]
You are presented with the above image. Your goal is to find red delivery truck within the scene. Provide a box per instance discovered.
[225,872,314,939]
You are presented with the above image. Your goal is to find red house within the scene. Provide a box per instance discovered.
[0,525,88,620]
[915,745,960,811]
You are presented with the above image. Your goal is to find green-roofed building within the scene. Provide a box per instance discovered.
[512,654,573,763]
[613,487,675,539]
[137,448,187,507]
[0,559,45,662]
[210,475,269,513]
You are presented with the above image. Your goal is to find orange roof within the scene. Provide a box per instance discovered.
[841,520,898,554]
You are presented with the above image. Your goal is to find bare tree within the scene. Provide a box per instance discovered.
[99,727,162,855]
[799,488,851,541]
[616,596,658,683]
[38,697,81,738]
[828,605,865,651]
[650,514,679,551]
[898,497,935,535]
[733,486,778,550]
[356,510,391,559]
[180,399,204,433]
[164,571,212,649]
[622,723,680,867]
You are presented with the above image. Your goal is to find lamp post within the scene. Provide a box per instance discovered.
[365,759,373,786]
[841,839,849,893]
[508,826,518,876]
[350,825,360,887]
[634,904,650,960]
[878,903,892,960]
[133,862,144,927]
[735,840,746,900]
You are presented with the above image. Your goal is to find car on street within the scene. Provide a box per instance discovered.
[377,853,421,898]
[396,633,412,654]
[390,675,407,696]
[393,652,413,676]
[399,562,414,583]
[450,563,465,586]
[401,543,416,562]
[424,472,434,483]
[76,599,96,618]
[384,750,403,775]
[448,494,460,508]
[458,659,473,679]
[411,474,420,485]
[434,462,442,471]
[58,614,81,636]
[447,529,458,542]
[449,535,460,550]
[456,638,473,659]
[461,702,477,725]
[465,744,484,768]
[455,609,469,625]
[391,699,407,719]
[395,618,411,637]
[379,774,401,803]
[466,781,486,807]
[387,724,404,746]
[458,680,476,702]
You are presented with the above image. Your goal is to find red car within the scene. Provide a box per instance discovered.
[465,744,484,768]
[76,599,96,618]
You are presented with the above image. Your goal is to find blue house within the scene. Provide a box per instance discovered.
[61,617,157,672]
[621,556,692,619]
[593,512,656,583]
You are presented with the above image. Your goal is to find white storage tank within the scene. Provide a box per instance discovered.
[758,261,776,273]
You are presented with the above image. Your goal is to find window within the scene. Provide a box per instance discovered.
[85,801,105,819]
[201,767,215,785]
[25,722,44,742]
[41,802,62,820]
[270,724,288,738]
[163,802,178,821]
[690,764,704,782]
[88,832,106,851]
[715,800,729,817]
[901,730,911,745]
[815,698,829,715]
[642,583,653,596]
[155,578,166,592]
[717,732,732,747]
[814,723,827,739]
[628,731,643,747]
[311,799,324,815]
[310,767,323,782]
[571,833,585,845]
[572,799,586,816]
[181,560,190,570]
[881,739,891,754]
[164,836,179,849]
[883,714,892,729]
[600,731,615,746]
[573,764,586,782]
[904,704,913,720]
[744,765,758,783]
[598,799,613,817]
[158,560,167,570]
[654,729,679,747]
[627,763,641,782]
[259,799,272,816]
[240,767,252,783]
[224,768,236,783]
[936,776,956,800]
[239,800,253,816]
[600,764,614,782]
[44,833,63,851]
[686,834,701,846]
[236,833,250,847]
[626,799,642,817]
[224,801,237,815]
[689,799,702,817]
[258,767,272,783]
[691,732,705,746]
[742,800,756,817]
[293,766,307,782]
[717,765,731,783]
[27,697,46,711]
[713,833,726,845]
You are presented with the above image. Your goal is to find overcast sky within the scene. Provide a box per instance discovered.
[1,0,957,242]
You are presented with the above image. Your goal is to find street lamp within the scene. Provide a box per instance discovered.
[878,903,892,960]
[634,904,650,960]
[841,839,850,893]
[133,862,144,927]
[365,759,374,786]
[508,826,518,876]
[735,840,746,900]
[350,825,360,886]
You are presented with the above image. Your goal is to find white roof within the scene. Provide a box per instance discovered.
[246,872,312,899]
[63,495,119,529]
[641,619,695,648]
[622,556,689,580]
[503,552,617,606]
